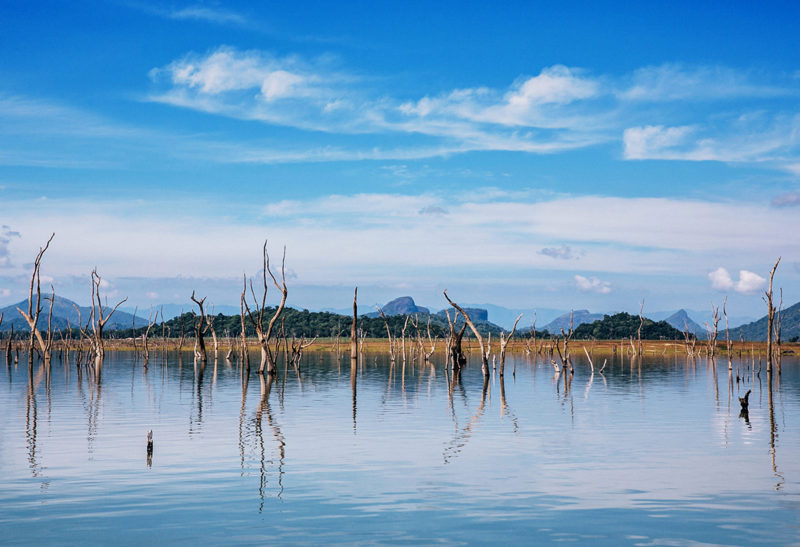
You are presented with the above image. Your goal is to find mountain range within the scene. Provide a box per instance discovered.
[0,295,147,332]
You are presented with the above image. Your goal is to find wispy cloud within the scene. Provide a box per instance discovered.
[145,49,800,169]
[169,5,247,25]
[619,64,790,101]
[3,192,796,291]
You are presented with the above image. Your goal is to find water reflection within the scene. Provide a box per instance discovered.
[2,349,799,544]
[444,374,489,464]
[254,374,285,508]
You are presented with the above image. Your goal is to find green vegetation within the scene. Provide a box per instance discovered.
[110,308,510,340]
[573,312,684,340]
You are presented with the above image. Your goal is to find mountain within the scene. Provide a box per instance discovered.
[543,309,604,334]
[436,307,488,322]
[664,309,704,335]
[728,301,800,342]
[366,296,430,318]
[0,295,147,332]
[459,304,564,331]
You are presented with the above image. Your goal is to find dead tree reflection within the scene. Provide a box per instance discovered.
[253,374,285,508]
[443,374,489,464]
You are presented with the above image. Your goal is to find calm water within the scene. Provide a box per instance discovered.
[1,350,799,545]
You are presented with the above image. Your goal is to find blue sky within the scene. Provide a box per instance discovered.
[1,0,799,322]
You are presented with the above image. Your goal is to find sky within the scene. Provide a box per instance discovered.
[1,0,799,323]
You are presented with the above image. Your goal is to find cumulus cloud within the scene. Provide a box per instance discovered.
[708,267,766,294]
[539,244,578,260]
[574,275,611,294]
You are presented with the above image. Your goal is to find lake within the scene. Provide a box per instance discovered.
[1,349,799,545]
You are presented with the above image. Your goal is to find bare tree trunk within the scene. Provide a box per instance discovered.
[205,307,219,360]
[723,297,733,371]
[350,288,358,365]
[16,233,55,364]
[239,283,250,370]
[498,314,523,376]
[443,290,489,376]
[555,310,575,373]
[142,308,157,364]
[637,300,644,357]
[190,292,209,363]
[89,268,128,370]
[376,306,396,363]
[243,241,288,375]
[764,257,781,374]
[6,325,13,365]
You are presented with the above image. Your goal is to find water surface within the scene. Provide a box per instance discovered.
[1,350,798,545]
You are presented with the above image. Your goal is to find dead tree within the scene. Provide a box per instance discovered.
[239,283,250,370]
[682,319,697,357]
[400,315,411,364]
[722,297,733,370]
[554,310,575,373]
[16,233,55,363]
[351,288,358,365]
[764,257,781,373]
[190,291,209,362]
[705,303,721,359]
[376,305,396,363]
[524,312,538,356]
[637,301,644,356]
[5,324,13,365]
[291,334,317,366]
[445,309,467,369]
[88,268,128,368]
[142,308,157,363]
[775,289,783,374]
[423,317,437,362]
[243,241,288,375]
[443,290,489,375]
[205,307,219,360]
[498,313,523,376]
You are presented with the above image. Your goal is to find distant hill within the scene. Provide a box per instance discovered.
[459,304,564,330]
[365,296,429,318]
[729,301,800,342]
[544,309,604,333]
[0,295,147,332]
[573,312,684,340]
[664,309,704,335]
[436,307,488,322]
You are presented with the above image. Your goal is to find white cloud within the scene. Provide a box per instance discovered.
[708,267,734,291]
[145,52,800,169]
[1,193,798,294]
[736,270,767,293]
[574,275,611,294]
[620,64,787,102]
[0,288,10,297]
[169,5,247,25]
[708,267,766,294]
[623,125,695,160]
